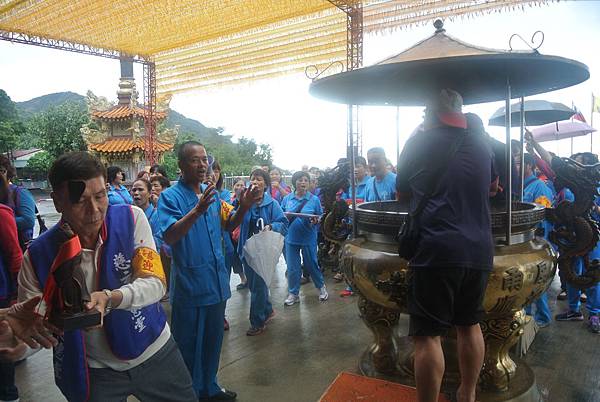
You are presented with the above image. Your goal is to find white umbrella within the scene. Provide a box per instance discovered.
[531,120,596,143]
[242,219,284,287]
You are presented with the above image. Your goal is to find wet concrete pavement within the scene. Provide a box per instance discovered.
[15,195,600,401]
[15,264,600,402]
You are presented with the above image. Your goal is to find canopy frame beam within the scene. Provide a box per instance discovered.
[328,0,364,238]
[0,30,157,166]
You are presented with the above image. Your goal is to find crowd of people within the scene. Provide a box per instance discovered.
[0,88,599,402]
[0,135,406,401]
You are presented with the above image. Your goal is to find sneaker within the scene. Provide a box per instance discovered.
[319,286,329,302]
[555,310,584,321]
[333,272,344,282]
[535,320,551,328]
[199,388,237,401]
[246,326,265,336]
[580,292,587,303]
[265,310,276,325]
[284,294,300,306]
[557,290,567,300]
[589,315,600,334]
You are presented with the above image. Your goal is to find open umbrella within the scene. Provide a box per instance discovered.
[531,120,596,143]
[488,100,575,127]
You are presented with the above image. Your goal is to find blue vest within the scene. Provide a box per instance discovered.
[28,205,167,402]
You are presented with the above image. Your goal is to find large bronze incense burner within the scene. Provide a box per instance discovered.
[340,201,555,400]
[309,19,593,402]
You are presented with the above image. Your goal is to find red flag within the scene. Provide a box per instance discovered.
[573,111,587,123]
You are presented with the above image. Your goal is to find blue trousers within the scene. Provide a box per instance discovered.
[285,242,324,295]
[243,260,273,329]
[171,301,226,398]
[525,291,552,325]
[567,256,600,315]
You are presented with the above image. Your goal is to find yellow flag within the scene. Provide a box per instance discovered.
[594,94,600,113]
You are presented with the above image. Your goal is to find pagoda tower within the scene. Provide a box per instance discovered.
[81,58,176,181]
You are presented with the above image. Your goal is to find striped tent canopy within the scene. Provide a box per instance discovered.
[0,0,551,95]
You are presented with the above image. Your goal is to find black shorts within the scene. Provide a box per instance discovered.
[407,267,490,337]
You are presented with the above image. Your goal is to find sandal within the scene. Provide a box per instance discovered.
[246,326,265,336]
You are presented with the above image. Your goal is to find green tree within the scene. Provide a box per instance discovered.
[162,151,179,179]
[26,102,88,158]
[160,130,274,179]
[22,151,53,180]
[0,90,25,153]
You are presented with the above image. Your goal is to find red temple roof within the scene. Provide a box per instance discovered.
[89,137,173,154]
[91,105,167,121]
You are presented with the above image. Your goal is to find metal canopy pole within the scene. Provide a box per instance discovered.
[348,105,357,238]
[396,106,400,164]
[505,79,513,245]
[519,97,526,201]
[328,0,363,239]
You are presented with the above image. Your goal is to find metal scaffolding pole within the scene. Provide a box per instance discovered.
[505,80,513,245]
[0,30,146,63]
[1,30,157,166]
[329,0,363,238]
[143,62,158,166]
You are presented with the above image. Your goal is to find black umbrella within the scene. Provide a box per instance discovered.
[309,21,589,106]
[488,100,575,127]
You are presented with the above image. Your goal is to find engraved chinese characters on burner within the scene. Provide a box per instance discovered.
[535,261,552,284]
[502,267,523,292]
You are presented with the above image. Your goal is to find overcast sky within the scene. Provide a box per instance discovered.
[1,1,599,171]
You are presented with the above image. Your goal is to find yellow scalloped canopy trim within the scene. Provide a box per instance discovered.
[0,0,551,94]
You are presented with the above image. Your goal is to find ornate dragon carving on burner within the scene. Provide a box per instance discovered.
[318,161,352,245]
[547,156,600,289]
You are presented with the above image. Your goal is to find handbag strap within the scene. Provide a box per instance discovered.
[372,180,381,201]
[411,128,468,219]
[287,195,311,225]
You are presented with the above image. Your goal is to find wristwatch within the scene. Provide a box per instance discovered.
[103,289,113,315]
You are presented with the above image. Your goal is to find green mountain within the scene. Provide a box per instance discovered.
[15,91,220,141]
[16,92,85,120]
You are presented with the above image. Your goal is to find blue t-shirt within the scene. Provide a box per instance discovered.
[342,175,371,203]
[236,192,288,260]
[144,204,162,251]
[6,184,35,243]
[364,172,397,202]
[218,189,232,203]
[158,180,230,306]
[108,185,133,205]
[523,175,553,208]
[396,125,496,270]
[281,192,322,246]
